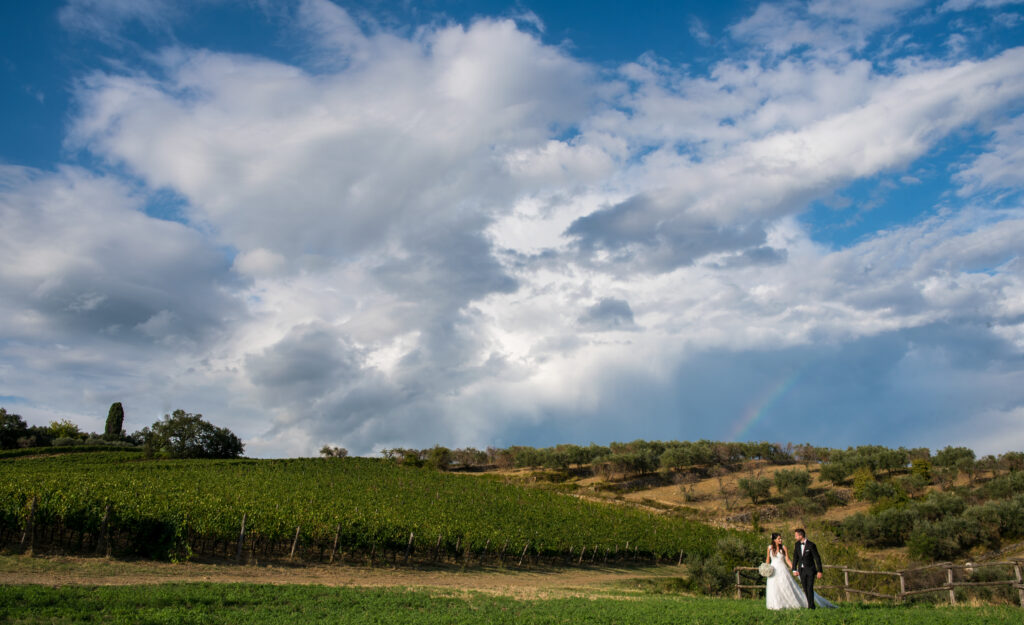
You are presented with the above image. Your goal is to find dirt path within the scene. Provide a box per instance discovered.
[0,555,686,599]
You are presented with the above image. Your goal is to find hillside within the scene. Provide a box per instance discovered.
[0,451,753,567]
[458,443,1024,569]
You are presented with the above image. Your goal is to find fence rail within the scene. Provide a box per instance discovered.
[735,560,1024,607]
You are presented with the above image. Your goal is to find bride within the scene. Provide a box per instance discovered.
[764,533,836,609]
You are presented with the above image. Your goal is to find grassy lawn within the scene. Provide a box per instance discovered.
[2,583,1021,624]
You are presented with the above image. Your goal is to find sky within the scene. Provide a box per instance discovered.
[1,0,1023,458]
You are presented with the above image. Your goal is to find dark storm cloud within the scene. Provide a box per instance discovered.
[565,194,768,272]
[578,297,638,331]
[491,323,1024,453]
[0,166,243,347]
[245,323,365,401]
[710,246,788,269]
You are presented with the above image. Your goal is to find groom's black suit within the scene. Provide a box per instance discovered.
[791,539,823,609]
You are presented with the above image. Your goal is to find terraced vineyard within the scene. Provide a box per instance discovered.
[0,452,754,563]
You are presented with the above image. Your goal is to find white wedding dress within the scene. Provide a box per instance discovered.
[765,551,836,609]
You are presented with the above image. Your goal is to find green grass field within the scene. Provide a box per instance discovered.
[0,583,1019,625]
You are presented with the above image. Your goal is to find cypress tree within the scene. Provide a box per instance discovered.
[104,402,124,440]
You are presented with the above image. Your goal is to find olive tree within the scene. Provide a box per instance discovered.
[140,409,244,459]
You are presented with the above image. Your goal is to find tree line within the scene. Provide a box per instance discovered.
[0,405,243,459]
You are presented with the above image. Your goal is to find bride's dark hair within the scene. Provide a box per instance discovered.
[769,532,782,555]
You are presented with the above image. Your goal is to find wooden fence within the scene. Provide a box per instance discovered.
[735,560,1024,607]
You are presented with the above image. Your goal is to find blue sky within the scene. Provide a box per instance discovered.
[1,0,1023,457]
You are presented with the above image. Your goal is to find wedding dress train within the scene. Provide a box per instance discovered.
[765,551,836,609]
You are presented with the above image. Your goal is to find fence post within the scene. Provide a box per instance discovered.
[735,569,741,599]
[898,572,905,604]
[1013,561,1023,608]
[844,569,851,603]
[235,513,247,563]
[947,565,956,606]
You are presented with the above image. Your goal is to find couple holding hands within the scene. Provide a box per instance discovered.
[762,528,836,610]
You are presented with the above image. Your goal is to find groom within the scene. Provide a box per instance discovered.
[791,528,823,609]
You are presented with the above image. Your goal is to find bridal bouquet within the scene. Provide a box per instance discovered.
[758,562,775,578]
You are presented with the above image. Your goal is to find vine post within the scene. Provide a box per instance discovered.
[95,504,111,556]
[235,513,247,563]
[329,524,341,564]
[20,496,37,551]
[289,526,301,560]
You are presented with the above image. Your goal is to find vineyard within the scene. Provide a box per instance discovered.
[0,452,753,564]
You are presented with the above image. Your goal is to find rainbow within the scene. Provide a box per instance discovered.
[729,368,804,441]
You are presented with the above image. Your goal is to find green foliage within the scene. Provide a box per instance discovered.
[910,458,932,480]
[773,469,811,497]
[777,495,824,517]
[736,476,772,504]
[424,445,453,470]
[686,534,760,596]
[1000,451,1024,472]
[0,452,755,562]
[0,407,30,449]
[894,473,929,498]
[140,410,244,459]
[933,446,975,467]
[851,467,877,501]
[4,583,1024,625]
[47,419,84,440]
[861,479,901,503]
[319,445,349,458]
[980,471,1024,499]
[819,461,850,486]
[0,444,142,459]
[841,489,1024,560]
[104,402,125,441]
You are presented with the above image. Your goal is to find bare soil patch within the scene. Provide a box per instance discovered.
[0,555,687,600]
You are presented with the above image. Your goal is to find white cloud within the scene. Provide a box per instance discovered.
[941,0,1024,11]
[58,0,179,41]
[4,2,1023,456]
[955,115,1024,195]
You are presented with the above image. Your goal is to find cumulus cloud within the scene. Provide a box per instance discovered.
[578,298,638,331]
[4,1,1023,456]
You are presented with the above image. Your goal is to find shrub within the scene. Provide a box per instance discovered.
[851,467,877,501]
[686,535,760,596]
[737,476,773,504]
[778,496,823,517]
[910,458,932,480]
[773,469,812,497]
[933,446,975,467]
[895,473,929,498]
[425,446,453,470]
[861,479,898,503]
[819,461,850,485]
